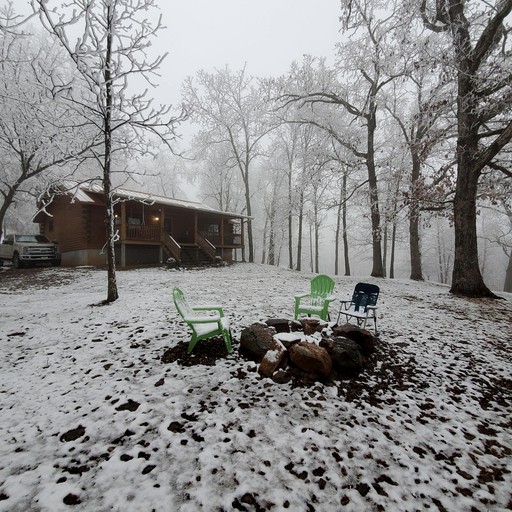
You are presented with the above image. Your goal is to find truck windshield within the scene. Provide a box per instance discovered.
[15,235,51,243]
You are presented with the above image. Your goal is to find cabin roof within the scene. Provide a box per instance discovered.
[39,181,246,219]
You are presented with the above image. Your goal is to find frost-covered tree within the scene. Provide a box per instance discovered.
[280,0,411,278]
[183,65,276,263]
[34,0,185,303]
[421,0,512,297]
[0,26,98,239]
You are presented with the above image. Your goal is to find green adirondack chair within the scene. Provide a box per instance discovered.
[294,274,336,322]
[173,287,232,354]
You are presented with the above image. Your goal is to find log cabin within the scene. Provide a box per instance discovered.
[33,182,246,267]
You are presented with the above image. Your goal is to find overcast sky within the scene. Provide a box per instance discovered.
[155,0,342,105]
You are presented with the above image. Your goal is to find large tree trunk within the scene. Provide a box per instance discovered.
[448,3,495,298]
[450,165,494,296]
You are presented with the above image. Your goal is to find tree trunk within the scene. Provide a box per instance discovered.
[382,222,388,278]
[314,201,319,273]
[389,220,396,279]
[366,100,384,277]
[261,215,268,264]
[103,5,118,304]
[504,250,512,293]
[450,166,494,296]
[448,0,501,298]
[342,172,351,276]
[334,191,342,276]
[0,184,19,240]
[296,193,304,271]
[309,222,314,273]
[409,155,424,280]
[268,203,276,266]
[244,187,254,263]
[288,165,294,270]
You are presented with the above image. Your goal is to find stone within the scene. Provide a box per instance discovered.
[239,323,275,361]
[265,318,291,333]
[290,320,303,332]
[300,318,326,335]
[259,339,287,377]
[332,324,376,356]
[289,342,332,377]
[322,336,363,375]
[274,332,303,349]
[165,258,179,269]
[272,370,292,384]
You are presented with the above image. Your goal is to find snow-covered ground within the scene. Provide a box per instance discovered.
[0,263,511,512]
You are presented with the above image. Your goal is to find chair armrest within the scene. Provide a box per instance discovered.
[294,293,310,300]
[192,305,225,316]
[339,300,353,310]
[326,295,336,302]
[184,314,221,323]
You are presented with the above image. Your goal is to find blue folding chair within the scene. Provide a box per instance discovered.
[337,283,380,333]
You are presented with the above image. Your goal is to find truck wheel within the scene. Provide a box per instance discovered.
[13,252,23,269]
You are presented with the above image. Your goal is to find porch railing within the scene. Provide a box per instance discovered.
[196,231,216,260]
[199,231,242,247]
[126,224,160,241]
[161,232,181,261]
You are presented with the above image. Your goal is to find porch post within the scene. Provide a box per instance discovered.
[120,202,127,267]
[120,203,127,240]
[194,212,198,243]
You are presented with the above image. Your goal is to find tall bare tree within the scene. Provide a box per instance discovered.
[183,65,276,263]
[34,0,185,303]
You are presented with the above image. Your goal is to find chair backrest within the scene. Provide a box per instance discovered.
[310,274,335,297]
[173,287,193,319]
[352,283,380,312]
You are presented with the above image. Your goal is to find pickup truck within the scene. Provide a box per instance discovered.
[0,234,61,268]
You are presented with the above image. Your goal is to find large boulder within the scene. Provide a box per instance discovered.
[239,323,275,361]
[332,324,376,356]
[289,342,332,377]
[259,339,287,377]
[321,336,363,375]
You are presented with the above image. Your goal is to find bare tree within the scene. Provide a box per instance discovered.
[421,0,512,297]
[280,0,411,278]
[34,0,185,303]
[0,26,99,239]
[183,65,276,263]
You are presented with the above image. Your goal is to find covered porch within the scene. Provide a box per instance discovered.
[113,200,244,267]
